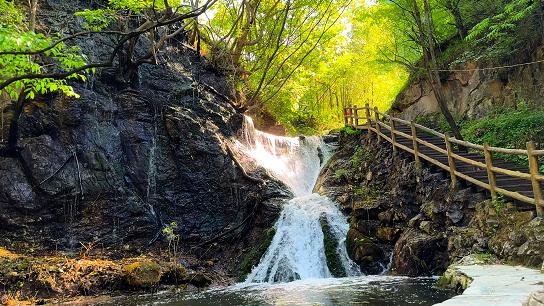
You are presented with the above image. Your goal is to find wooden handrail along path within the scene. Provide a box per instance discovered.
[344,104,544,216]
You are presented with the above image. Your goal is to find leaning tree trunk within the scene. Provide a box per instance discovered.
[412,0,464,142]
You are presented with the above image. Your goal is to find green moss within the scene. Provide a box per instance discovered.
[339,126,362,136]
[335,169,348,180]
[236,228,276,281]
[320,216,346,278]
[123,260,161,287]
[352,185,385,208]
[491,195,508,215]
[350,146,371,168]
[472,252,497,264]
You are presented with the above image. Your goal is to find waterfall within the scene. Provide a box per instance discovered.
[239,116,361,283]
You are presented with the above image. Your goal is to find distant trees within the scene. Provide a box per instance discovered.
[203,0,352,112]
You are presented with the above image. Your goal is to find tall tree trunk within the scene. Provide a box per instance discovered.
[539,0,544,45]
[29,0,39,31]
[413,0,464,141]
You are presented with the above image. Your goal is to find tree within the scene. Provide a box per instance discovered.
[0,0,216,155]
[466,0,544,60]
[203,0,352,113]
[382,0,463,140]
[439,0,467,38]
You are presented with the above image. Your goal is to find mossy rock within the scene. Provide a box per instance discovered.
[160,263,187,285]
[123,261,161,288]
[320,215,346,278]
[346,228,382,263]
[236,228,276,281]
[376,226,399,242]
[436,266,472,293]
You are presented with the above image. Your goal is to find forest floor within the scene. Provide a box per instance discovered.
[0,247,230,305]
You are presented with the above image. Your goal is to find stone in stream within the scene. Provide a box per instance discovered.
[320,215,346,278]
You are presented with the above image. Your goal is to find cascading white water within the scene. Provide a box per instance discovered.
[239,116,361,283]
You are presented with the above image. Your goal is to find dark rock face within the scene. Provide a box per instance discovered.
[0,2,291,267]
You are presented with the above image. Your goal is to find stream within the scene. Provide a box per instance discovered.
[98,117,456,305]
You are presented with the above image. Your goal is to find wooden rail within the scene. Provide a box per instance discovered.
[344,104,544,216]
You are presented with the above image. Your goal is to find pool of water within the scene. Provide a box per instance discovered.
[97,276,456,306]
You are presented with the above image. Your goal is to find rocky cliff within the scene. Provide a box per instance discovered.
[0,0,290,270]
[391,46,544,120]
[315,132,544,276]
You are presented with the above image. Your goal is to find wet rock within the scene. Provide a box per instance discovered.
[489,217,544,267]
[123,261,161,288]
[419,221,432,234]
[346,228,384,274]
[376,226,400,242]
[0,3,292,262]
[320,216,346,277]
[392,229,448,276]
[437,265,472,292]
[185,272,212,288]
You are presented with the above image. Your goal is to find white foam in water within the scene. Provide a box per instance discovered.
[239,116,361,283]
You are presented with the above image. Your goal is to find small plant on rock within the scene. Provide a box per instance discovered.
[491,195,507,215]
[162,222,180,260]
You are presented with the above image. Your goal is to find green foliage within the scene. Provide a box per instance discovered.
[462,105,544,166]
[339,126,362,136]
[206,0,412,134]
[415,105,544,172]
[0,27,86,100]
[0,0,24,25]
[0,0,88,101]
[75,9,116,31]
[162,222,180,259]
[463,0,542,61]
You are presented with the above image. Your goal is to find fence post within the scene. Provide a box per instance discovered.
[411,121,421,171]
[343,107,349,126]
[527,141,544,217]
[390,117,397,155]
[353,105,359,128]
[483,144,498,201]
[374,107,381,143]
[365,104,371,131]
[444,132,457,188]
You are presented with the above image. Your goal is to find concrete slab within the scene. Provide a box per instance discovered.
[435,265,544,306]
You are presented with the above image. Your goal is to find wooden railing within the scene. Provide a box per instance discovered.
[344,104,544,216]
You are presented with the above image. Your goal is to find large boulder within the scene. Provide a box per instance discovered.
[346,228,385,274]
[392,229,449,276]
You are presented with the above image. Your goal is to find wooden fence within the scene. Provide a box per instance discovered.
[344,104,544,216]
